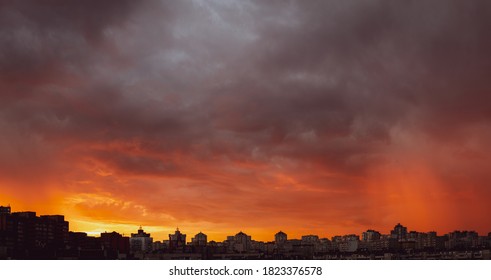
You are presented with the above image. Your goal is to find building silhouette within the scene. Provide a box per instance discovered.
[275,231,287,244]
[391,223,408,241]
[130,226,153,253]
[233,231,252,253]
[362,229,381,242]
[0,208,68,259]
[191,232,207,246]
[100,231,130,259]
[169,228,186,252]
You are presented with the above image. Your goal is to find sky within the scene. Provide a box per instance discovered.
[1,0,491,242]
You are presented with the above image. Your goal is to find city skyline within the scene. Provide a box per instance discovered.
[2,1,491,243]
[74,224,491,243]
[2,205,490,243]
[2,205,491,260]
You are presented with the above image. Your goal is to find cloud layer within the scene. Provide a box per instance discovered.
[1,0,491,240]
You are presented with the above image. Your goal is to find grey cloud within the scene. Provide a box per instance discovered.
[1,0,491,183]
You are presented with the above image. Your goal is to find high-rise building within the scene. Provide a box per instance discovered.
[39,215,69,249]
[169,228,186,252]
[275,231,287,245]
[391,223,408,241]
[191,232,207,246]
[100,231,130,259]
[0,205,12,258]
[0,205,10,215]
[0,208,69,259]
[0,205,10,231]
[234,231,252,253]
[130,227,153,253]
[362,229,381,242]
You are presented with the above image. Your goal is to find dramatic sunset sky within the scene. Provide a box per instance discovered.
[1,1,491,241]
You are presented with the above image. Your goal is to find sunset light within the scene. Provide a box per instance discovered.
[1,0,491,245]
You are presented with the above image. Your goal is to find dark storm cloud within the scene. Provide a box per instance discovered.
[0,0,148,187]
[2,0,491,174]
[0,0,139,85]
[202,0,491,169]
[2,0,491,235]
